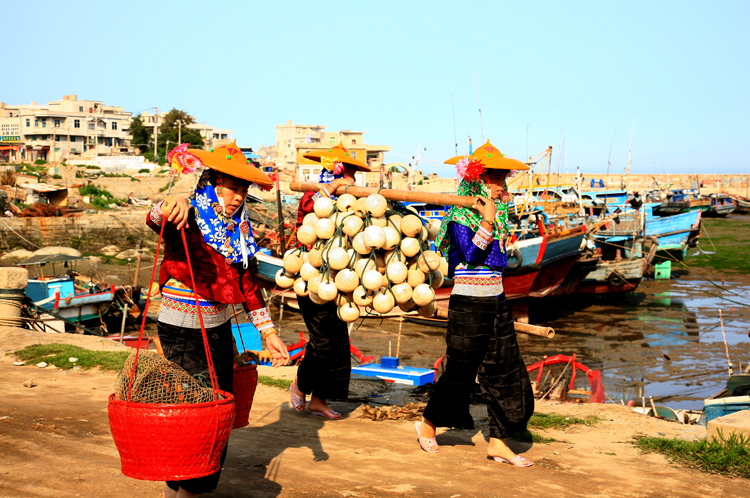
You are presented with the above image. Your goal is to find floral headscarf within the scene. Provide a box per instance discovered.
[189,169,257,268]
[435,157,512,256]
[318,156,346,184]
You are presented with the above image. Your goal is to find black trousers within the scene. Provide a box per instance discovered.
[158,320,234,495]
[423,293,534,439]
[296,295,351,400]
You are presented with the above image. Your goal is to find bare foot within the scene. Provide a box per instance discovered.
[487,437,520,460]
[307,395,336,413]
[163,485,176,498]
[176,487,197,498]
[420,417,436,438]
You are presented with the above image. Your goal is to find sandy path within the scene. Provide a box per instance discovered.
[1,355,748,498]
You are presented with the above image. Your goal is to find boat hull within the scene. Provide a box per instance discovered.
[576,257,645,294]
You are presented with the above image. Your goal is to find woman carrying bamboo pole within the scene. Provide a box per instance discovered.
[289,143,371,419]
[147,142,289,497]
[417,140,536,467]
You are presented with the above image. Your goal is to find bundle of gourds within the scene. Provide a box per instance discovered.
[275,193,448,323]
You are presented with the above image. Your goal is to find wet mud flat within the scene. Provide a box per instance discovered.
[271,272,750,411]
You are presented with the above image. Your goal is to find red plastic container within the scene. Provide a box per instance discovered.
[232,364,258,429]
[108,391,235,481]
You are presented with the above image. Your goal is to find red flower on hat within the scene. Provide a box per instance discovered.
[168,143,202,174]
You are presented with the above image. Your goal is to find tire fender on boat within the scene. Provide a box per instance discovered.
[607,271,627,287]
[506,246,522,270]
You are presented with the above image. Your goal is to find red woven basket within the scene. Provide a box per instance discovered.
[108,391,235,481]
[232,364,259,429]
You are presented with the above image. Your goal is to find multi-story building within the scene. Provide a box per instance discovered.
[260,120,391,186]
[139,110,232,150]
[0,95,133,162]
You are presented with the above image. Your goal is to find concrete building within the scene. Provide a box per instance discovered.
[0,95,133,162]
[259,120,391,186]
[139,110,232,150]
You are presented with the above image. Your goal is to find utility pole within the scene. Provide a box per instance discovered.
[153,107,159,163]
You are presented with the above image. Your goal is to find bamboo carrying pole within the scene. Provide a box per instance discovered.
[435,308,555,338]
[289,181,476,208]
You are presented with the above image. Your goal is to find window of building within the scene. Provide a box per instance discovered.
[26,119,30,127]
[329,137,335,145]
[351,151,357,158]
[351,139,356,144]
[111,121,117,130]
[41,119,47,128]
[56,135,61,142]
[74,119,80,128]
[70,136,76,142]
[79,106,83,112]
[54,119,61,127]
[213,133,219,139]
[221,134,227,139]
[35,119,39,127]
[297,129,301,135]
[89,121,95,130]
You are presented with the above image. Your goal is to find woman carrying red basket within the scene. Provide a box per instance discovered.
[146,141,289,497]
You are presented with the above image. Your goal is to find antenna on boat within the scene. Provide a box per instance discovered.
[604,132,616,216]
[476,72,484,142]
[625,118,635,179]
[451,94,458,156]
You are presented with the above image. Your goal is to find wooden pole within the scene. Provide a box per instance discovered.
[396,317,403,358]
[289,181,476,208]
[132,244,142,287]
[435,308,555,338]
[275,166,286,255]
[119,304,128,344]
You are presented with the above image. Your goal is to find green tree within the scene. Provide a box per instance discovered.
[160,109,195,133]
[130,115,152,153]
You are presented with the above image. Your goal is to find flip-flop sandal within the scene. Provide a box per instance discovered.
[290,382,306,412]
[415,421,439,453]
[310,408,342,419]
[490,455,534,467]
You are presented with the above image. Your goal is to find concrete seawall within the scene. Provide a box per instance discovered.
[0,211,156,253]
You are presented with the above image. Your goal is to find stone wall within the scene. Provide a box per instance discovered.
[0,210,157,253]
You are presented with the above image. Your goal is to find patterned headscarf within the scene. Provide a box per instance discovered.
[435,167,512,256]
[189,169,257,268]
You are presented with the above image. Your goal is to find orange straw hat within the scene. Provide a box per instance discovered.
[303,142,371,172]
[170,140,273,186]
[444,140,530,171]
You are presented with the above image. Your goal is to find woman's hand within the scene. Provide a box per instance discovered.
[324,177,356,195]
[264,331,290,368]
[162,196,190,230]
[471,195,497,224]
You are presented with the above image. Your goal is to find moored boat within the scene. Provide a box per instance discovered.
[705,193,736,217]
[575,255,646,294]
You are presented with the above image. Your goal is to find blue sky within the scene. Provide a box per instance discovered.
[5,1,749,176]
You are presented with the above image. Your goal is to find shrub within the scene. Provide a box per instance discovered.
[138,168,151,174]
[52,174,62,179]
[34,159,47,165]
[84,165,101,170]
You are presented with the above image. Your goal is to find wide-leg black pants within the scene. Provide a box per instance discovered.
[296,295,351,400]
[158,320,233,495]
[422,293,534,439]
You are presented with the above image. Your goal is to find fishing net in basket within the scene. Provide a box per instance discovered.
[115,351,221,404]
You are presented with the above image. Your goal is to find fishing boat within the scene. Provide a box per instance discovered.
[575,255,647,294]
[730,195,750,214]
[704,373,750,423]
[652,189,710,216]
[705,193,736,218]
[16,254,118,329]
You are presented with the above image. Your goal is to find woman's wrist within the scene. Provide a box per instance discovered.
[261,328,277,340]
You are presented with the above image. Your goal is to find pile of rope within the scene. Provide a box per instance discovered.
[115,351,220,404]
[360,402,426,421]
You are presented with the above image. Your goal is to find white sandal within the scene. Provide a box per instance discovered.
[415,421,439,453]
[490,455,534,467]
[290,382,306,412]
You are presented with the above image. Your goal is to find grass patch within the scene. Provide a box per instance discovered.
[634,433,750,479]
[512,430,558,444]
[258,375,292,390]
[527,413,600,430]
[686,218,750,274]
[12,344,129,371]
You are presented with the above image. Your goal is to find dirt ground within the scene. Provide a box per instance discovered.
[1,352,749,498]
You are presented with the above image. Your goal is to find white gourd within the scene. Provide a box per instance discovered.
[297,225,318,246]
[334,269,359,292]
[354,197,368,218]
[365,194,387,217]
[417,251,441,272]
[371,216,387,228]
[309,292,326,305]
[308,246,323,267]
[337,193,357,212]
[391,282,413,304]
[400,215,423,237]
[426,219,441,240]
[293,278,309,296]
[302,212,319,226]
[314,218,335,239]
[407,268,426,287]
[398,300,417,313]
[327,247,349,270]
[308,274,323,294]
[372,290,395,314]
[430,269,445,289]
[385,250,406,265]
[299,262,319,281]
[417,302,437,317]
[313,197,334,218]
[382,226,400,250]
[283,252,304,274]
[274,269,295,289]
[353,285,373,306]
[400,237,420,257]
[317,279,338,302]
[362,270,384,291]
[363,225,386,250]
[354,258,376,275]
[337,302,360,323]
[439,256,449,276]
[412,283,435,306]
[352,232,369,255]
[342,215,364,236]
[419,226,428,242]
[388,214,402,231]
[385,261,408,284]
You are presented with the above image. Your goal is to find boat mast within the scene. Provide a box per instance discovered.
[451,95,458,156]
[475,72,484,142]
[625,117,635,190]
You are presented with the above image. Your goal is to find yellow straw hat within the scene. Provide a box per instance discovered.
[177,140,273,186]
[445,140,530,171]
[303,142,371,172]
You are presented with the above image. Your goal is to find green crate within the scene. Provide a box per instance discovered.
[654,260,671,280]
